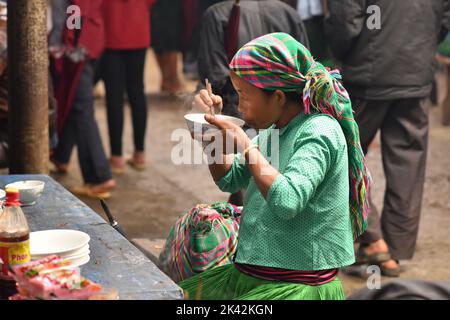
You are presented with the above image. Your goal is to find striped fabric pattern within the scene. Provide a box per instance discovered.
[229,32,371,239]
[159,203,241,283]
[235,263,338,286]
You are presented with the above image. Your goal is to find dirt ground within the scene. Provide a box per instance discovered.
[52,50,450,296]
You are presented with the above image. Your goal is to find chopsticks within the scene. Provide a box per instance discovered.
[205,78,215,116]
[100,199,127,238]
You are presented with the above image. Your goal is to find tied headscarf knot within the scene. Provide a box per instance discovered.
[303,67,347,120]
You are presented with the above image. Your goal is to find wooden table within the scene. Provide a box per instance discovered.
[0,174,183,300]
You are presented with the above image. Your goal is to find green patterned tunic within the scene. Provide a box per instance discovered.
[217,112,355,271]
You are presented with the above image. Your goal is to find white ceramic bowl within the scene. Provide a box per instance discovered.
[184,113,245,140]
[30,229,90,256]
[5,180,45,206]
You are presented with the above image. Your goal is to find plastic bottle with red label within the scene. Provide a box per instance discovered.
[0,188,30,299]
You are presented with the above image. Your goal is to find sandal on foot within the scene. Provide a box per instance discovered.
[70,185,112,199]
[380,265,401,277]
[356,246,391,265]
[110,157,126,175]
[111,165,126,175]
[380,261,401,277]
[126,158,146,171]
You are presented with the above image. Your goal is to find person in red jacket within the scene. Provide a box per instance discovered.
[102,0,155,173]
[50,0,116,198]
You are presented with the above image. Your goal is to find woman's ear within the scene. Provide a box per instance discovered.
[274,90,287,108]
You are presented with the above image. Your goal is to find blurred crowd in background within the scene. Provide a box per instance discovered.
[0,0,450,282]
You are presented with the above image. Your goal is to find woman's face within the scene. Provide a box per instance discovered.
[230,71,284,130]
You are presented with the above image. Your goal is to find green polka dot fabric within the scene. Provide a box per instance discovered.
[217,112,355,271]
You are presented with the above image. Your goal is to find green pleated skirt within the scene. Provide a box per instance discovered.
[179,264,346,300]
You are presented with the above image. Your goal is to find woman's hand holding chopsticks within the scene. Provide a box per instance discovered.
[192,89,223,115]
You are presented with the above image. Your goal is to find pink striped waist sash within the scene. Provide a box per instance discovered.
[235,263,338,286]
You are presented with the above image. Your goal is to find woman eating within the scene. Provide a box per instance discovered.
[180,32,371,300]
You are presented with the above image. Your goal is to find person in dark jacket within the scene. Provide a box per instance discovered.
[183,0,298,80]
[325,0,450,276]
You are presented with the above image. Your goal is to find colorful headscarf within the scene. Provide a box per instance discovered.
[230,32,371,239]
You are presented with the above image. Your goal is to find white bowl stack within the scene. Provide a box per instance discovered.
[30,229,91,267]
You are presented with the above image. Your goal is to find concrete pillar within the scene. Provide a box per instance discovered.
[8,0,49,173]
